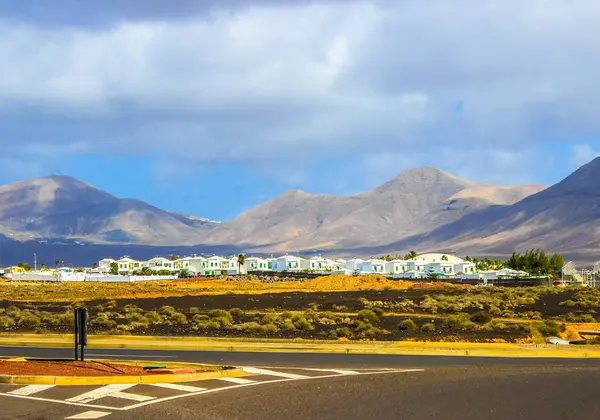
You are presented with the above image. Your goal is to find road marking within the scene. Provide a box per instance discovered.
[122,369,425,411]
[151,383,207,392]
[217,377,256,384]
[65,411,112,419]
[7,385,55,396]
[242,367,309,379]
[86,354,177,359]
[67,384,154,403]
[305,368,359,375]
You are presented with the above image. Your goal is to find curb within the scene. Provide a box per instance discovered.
[0,361,246,386]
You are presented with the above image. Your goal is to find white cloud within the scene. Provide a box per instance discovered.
[569,145,600,169]
[1,0,600,183]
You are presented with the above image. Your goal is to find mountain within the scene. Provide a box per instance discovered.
[384,158,600,257]
[0,175,217,246]
[203,167,545,252]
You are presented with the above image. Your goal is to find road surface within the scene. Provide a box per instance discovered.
[1,346,599,420]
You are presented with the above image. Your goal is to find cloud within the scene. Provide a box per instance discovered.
[569,144,600,169]
[0,0,600,185]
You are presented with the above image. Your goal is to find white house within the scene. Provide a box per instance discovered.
[406,260,427,274]
[244,257,271,272]
[386,259,409,275]
[358,259,387,274]
[146,257,176,272]
[455,261,477,276]
[427,261,455,277]
[272,255,303,272]
[97,258,115,273]
[343,259,364,273]
[300,256,331,272]
[116,257,141,274]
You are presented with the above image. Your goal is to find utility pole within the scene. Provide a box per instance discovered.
[34,253,37,271]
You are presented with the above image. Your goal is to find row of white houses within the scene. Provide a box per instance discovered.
[96,253,529,280]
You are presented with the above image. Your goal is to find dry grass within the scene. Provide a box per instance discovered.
[0,274,414,303]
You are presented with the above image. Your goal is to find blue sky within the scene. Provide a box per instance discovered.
[1,0,600,221]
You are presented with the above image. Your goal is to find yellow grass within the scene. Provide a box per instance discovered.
[0,274,414,302]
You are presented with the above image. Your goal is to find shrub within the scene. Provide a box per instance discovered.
[159,306,177,316]
[398,319,417,331]
[125,312,149,328]
[189,307,201,314]
[91,313,117,329]
[292,316,314,331]
[303,309,318,320]
[280,311,294,319]
[145,311,163,325]
[332,304,348,312]
[444,313,475,330]
[169,312,188,325]
[372,308,385,318]
[357,309,380,324]
[194,320,221,329]
[0,316,15,328]
[193,314,209,322]
[535,320,566,337]
[421,322,435,332]
[484,319,507,330]
[470,311,493,323]
[6,306,21,318]
[277,318,296,331]
[208,309,233,325]
[262,323,278,334]
[229,308,244,317]
[18,312,41,328]
[332,327,354,339]
[123,304,142,314]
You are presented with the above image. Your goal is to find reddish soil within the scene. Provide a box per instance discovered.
[0,360,156,376]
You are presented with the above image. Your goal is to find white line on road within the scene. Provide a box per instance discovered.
[305,368,360,375]
[121,369,425,411]
[217,377,256,384]
[151,383,207,392]
[65,411,112,419]
[86,354,177,359]
[67,384,154,404]
[7,385,55,396]
[242,367,309,379]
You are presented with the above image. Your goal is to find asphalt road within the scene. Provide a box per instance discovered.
[1,346,600,420]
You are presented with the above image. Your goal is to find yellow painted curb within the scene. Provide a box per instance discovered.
[0,367,246,386]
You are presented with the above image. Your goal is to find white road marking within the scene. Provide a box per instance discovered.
[66,384,154,403]
[217,377,256,384]
[65,411,112,419]
[7,385,55,396]
[151,383,207,392]
[305,368,359,375]
[122,369,424,411]
[242,367,309,379]
[86,354,177,359]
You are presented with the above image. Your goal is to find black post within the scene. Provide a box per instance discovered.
[74,308,80,361]
[79,308,87,362]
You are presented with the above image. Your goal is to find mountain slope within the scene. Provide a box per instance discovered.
[0,175,213,245]
[205,167,545,252]
[385,158,600,255]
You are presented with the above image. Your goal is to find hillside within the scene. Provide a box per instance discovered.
[204,167,545,252]
[384,158,600,256]
[0,175,218,245]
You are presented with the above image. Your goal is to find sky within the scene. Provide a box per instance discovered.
[1,0,600,221]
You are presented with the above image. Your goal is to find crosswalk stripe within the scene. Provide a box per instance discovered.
[66,384,154,404]
[64,411,112,419]
[8,385,55,396]
[151,383,207,392]
[217,377,256,384]
[242,367,309,379]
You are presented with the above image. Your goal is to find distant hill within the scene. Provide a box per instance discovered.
[0,175,218,246]
[203,167,545,252]
[383,157,600,258]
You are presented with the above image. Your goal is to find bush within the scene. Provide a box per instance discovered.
[280,311,294,319]
[421,322,435,332]
[0,315,15,328]
[470,311,492,323]
[484,319,506,330]
[372,308,385,318]
[145,311,163,325]
[189,307,201,314]
[125,312,149,329]
[229,308,244,317]
[208,309,233,326]
[398,319,417,331]
[260,314,278,325]
[357,309,380,324]
[292,316,314,331]
[444,313,475,330]
[535,320,566,337]
[91,313,117,329]
[169,312,188,325]
[332,327,354,339]
[18,312,41,328]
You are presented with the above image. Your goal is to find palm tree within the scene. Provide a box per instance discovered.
[237,254,246,275]
[54,260,60,269]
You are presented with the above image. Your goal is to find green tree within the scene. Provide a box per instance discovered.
[17,262,32,271]
[237,254,246,274]
[403,250,418,260]
[54,260,61,269]
[141,267,152,275]
[170,255,179,261]
[91,262,98,269]
[109,262,119,275]
[40,263,46,270]
[549,253,564,277]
